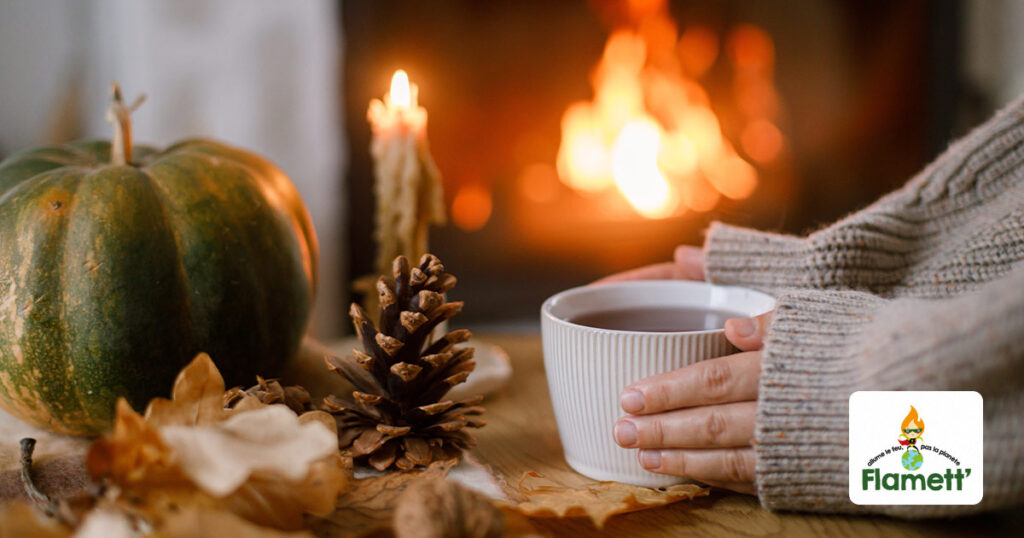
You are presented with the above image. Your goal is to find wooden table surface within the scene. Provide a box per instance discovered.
[471,333,1023,537]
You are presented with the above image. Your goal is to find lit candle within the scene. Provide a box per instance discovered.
[366,70,446,281]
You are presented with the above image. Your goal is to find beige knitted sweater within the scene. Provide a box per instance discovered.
[703,95,1024,517]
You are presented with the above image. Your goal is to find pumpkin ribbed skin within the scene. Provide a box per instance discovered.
[0,139,318,435]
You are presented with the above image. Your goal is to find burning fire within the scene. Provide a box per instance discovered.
[611,120,677,218]
[556,4,782,218]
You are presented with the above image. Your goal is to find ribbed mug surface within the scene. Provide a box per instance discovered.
[540,281,775,487]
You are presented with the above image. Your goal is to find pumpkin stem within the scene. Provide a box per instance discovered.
[105,82,146,166]
[19,438,77,526]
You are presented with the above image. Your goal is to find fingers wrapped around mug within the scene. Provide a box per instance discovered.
[613,401,756,449]
[638,447,757,494]
[619,351,761,415]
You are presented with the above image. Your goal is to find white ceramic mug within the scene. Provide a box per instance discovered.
[540,280,775,487]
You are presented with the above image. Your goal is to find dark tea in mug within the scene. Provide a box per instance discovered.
[568,306,744,332]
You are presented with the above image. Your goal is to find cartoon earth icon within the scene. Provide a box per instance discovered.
[901,449,924,471]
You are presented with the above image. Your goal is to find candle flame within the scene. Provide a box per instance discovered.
[390,70,412,108]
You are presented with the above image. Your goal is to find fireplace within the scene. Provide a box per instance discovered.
[343,0,967,327]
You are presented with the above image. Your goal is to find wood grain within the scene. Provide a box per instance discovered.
[471,334,1024,537]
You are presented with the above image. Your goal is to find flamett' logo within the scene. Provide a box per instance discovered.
[898,406,925,470]
[849,392,983,505]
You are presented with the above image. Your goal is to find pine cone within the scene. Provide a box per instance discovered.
[224,376,313,415]
[324,254,484,471]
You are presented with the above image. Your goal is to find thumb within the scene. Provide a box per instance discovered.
[673,246,706,281]
[724,311,773,351]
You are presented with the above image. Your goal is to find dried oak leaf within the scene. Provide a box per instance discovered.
[216,412,349,530]
[159,405,337,496]
[86,354,349,532]
[145,353,233,427]
[86,399,191,490]
[312,459,457,538]
[504,472,709,529]
[222,454,350,531]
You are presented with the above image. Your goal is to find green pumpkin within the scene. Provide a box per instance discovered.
[0,87,318,435]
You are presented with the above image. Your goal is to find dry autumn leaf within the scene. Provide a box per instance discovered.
[160,405,337,496]
[505,472,709,528]
[312,459,457,538]
[84,353,350,533]
[211,413,349,530]
[223,455,350,530]
[144,353,233,427]
[86,399,191,490]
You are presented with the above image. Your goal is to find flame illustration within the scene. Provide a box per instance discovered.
[901,405,925,433]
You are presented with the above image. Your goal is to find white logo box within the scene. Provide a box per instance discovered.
[849,391,983,505]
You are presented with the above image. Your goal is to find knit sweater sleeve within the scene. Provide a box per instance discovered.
[754,268,1024,517]
[704,92,1024,298]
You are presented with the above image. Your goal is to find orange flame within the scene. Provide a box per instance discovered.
[678,26,718,77]
[554,6,782,218]
[611,120,677,218]
[741,119,783,164]
[451,184,492,231]
[901,406,925,432]
[389,69,414,108]
[518,163,560,204]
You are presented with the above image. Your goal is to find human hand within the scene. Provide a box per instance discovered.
[593,246,705,284]
[612,311,773,494]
